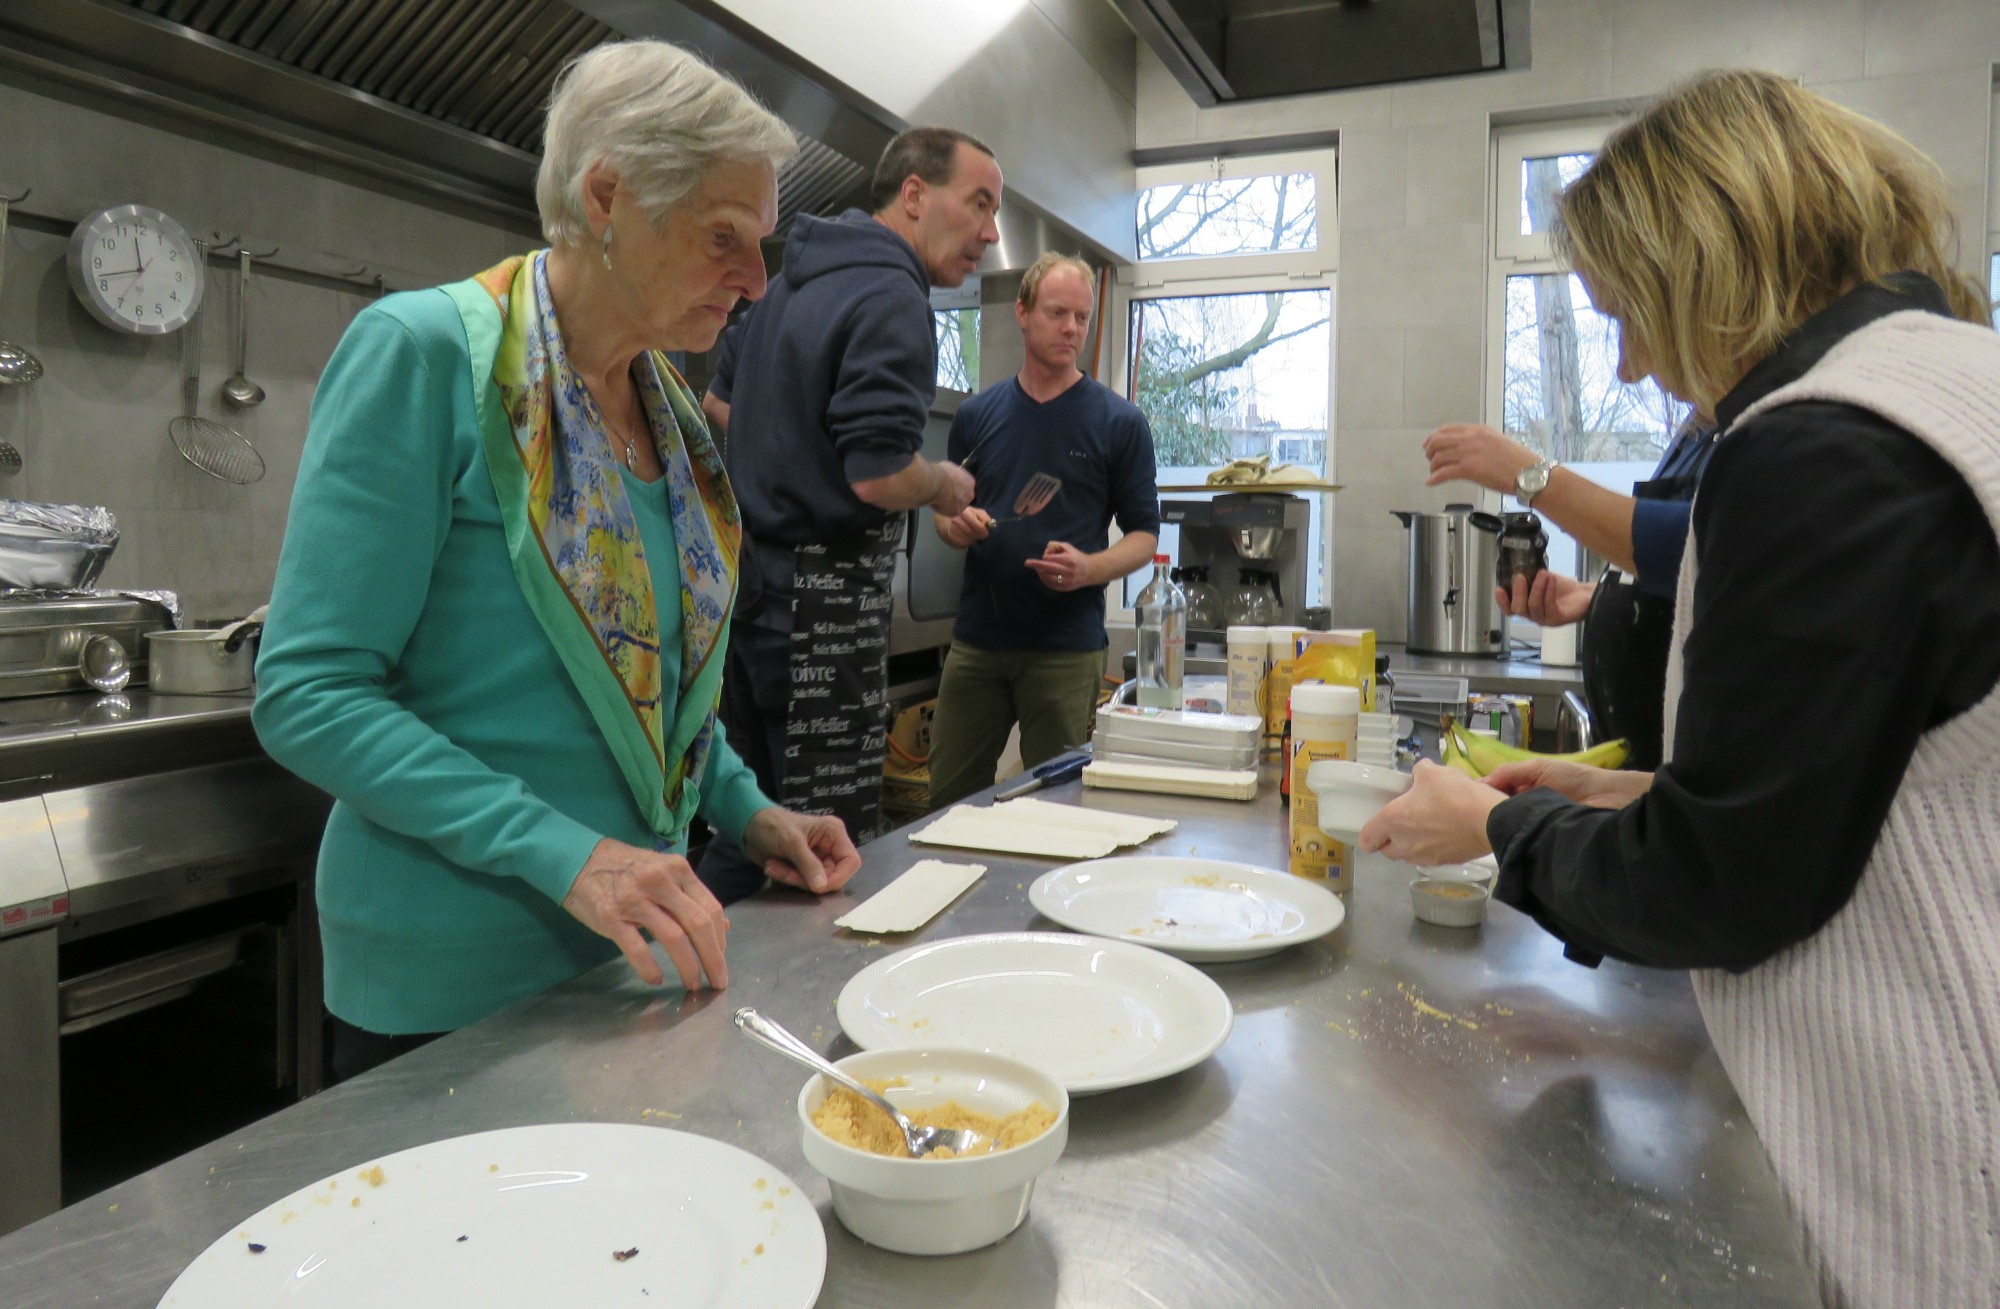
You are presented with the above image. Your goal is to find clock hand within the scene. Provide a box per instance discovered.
[115,242,156,311]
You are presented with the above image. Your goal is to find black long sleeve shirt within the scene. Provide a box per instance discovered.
[1488,274,2000,971]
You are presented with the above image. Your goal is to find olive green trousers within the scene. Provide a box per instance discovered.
[926,640,1106,808]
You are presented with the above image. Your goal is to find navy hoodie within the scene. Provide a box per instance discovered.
[711,209,936,547]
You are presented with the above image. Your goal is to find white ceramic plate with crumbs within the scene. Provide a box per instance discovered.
[835,931,1234,1095]
[156,1125,824,1309]
[1028,856,1346,962]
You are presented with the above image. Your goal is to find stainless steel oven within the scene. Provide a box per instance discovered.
[0,738,329,1236]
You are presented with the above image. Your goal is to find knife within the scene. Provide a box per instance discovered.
[992,751,1091,800]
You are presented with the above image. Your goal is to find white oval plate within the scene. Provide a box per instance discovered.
[157,1125,824,1309]
[1029,856,1346,962]
[836,931,1234,1095]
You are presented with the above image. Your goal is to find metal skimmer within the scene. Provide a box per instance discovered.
[168,242,264,485]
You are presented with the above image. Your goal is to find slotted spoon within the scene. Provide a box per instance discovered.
[168,242,265,485]
[987,471,1062,525]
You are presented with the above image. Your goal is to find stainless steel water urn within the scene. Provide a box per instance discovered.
[1391,504,1506,657]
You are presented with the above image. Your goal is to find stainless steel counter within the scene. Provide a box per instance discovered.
[0,777,1816,1307]
[1385,641,1584,696]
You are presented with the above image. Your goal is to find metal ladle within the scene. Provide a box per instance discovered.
[220,249,264,408]
[733,1007,986,1159]
[0,198,44,386]
[169,240,265,485]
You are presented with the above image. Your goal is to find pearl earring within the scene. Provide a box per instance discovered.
[600,225,614,271]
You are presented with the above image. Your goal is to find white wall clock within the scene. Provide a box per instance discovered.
[67,204,206,336]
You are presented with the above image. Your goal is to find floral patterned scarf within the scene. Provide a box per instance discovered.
[441,252,740,842]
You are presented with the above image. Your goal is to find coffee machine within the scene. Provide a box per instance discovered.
[1160,493,1311,640]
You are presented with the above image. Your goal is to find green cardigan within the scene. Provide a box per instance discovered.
[255,289,771,1034]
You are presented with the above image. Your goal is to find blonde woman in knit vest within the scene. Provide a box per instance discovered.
[1361,70,2000,1309]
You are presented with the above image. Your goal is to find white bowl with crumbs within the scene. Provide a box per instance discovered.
[797,1048,1069,1255]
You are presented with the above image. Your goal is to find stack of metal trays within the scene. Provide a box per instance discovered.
[0,592,175,699]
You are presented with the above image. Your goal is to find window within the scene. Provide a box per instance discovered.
[1118,149,1338,614]
[1129,290,1331,474]
[933,308,979,393]
[1137,171,1318,260]
[1488,122,1692,584]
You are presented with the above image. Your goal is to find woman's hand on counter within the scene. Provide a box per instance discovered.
[1358,760,1504,865]
[1483,758,1653,810]
[1496,572,1595,626]
[743,806,862,895]
[563,839,730,991]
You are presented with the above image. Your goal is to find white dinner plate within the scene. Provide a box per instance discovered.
[1029,856,1346,962]
[836,931,1234,1094]
[157,1125,825,1309]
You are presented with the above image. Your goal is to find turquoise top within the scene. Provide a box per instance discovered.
[254,289,771,1034]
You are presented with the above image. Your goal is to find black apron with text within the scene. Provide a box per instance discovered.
[781,520,899,844]
[1581,466,1701,771]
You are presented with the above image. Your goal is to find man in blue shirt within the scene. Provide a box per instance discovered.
[927,253,1162,806]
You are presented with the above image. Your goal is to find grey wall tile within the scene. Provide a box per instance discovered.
[1403,119,1488,230]
[1336,224,1485,332]
[1335,126,1408,233]
[1862,0,2000,78]
[1335,329,1405,430]
[1331,524,1410,637]
[1607,0,1867,95]
[1400,325,1486,430]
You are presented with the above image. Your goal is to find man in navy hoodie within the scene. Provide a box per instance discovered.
[697,127,1001,902]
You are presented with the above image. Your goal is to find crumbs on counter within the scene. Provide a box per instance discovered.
[456,1235,467,1243]
[613,1247,640,1262]
[246,1243,266,1254]
[357,1165,387,1188]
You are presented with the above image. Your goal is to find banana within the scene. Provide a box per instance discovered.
[1445,721,1630,777]
[1440,727,1483,778]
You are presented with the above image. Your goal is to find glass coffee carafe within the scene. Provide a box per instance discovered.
[1228,568,1281,625]
[1179,565,1224,630]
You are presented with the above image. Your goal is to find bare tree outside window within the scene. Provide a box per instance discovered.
[1505,153,1688,463]
[1129,172,1328,469]
[933,308,979,393]
[1137,172,1317,260]
[1130,291,1329,469]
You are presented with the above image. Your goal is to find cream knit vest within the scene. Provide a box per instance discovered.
[1663,310,2000,1309]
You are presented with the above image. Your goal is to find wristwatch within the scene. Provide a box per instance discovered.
[1515,457,1557,506]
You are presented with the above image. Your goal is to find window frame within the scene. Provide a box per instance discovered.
[1130,148,1339,285]
[1109,148,1339,624]
[1490,120,1622,263]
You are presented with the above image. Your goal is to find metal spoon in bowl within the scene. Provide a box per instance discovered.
[0,199,44,386]
[732,1007,985,1159]
[220,249,264,408]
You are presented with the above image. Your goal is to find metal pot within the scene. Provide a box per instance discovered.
[1391,505,1505,657]
[145,622,260,694]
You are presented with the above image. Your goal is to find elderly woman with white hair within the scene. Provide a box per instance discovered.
[255,40,859,1080]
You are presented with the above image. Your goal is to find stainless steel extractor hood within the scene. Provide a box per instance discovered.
[1113,0,1524,106]
[0,0,870,231]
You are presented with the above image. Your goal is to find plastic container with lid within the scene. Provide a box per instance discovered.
[1226,625,1267,720]
[1287,682,1360,889]
[1263,625,1308,738]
